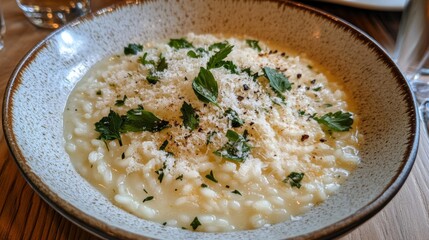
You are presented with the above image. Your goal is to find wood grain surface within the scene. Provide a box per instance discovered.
[0,0,428,239]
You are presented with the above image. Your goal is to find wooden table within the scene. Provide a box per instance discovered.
[0,0,428,239]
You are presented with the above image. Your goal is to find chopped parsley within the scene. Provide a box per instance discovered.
[205,170,218,183]
[190,217,201,230]
[231,190,242,195]
[283,172,305,188]
[168,38,194,49]
[143,196,154,202]
[206,44,234,70]
[96,90,102,96]
[159,140,169,151]
[225,108,244,127]
[246,39,262,52]
[115,95,127,106]
[221,60,239,74]
[192,67,219,107]
[180,102,200,130]
[124,43,143,55]
[201,183,208,188]
[94,110,124,146]
[214,130,251,162]
[176,174,184,181]
[121,106,170,133]
[95,107,169,147]
[312,86,322,92]
[156,54,168,72]
[314,111,353,132]
[187,48,207,58]
[263,67,292,99]
[155,162,167,183]
[138,52,155,65]
[146,73,159,84]
[208,41,228,51]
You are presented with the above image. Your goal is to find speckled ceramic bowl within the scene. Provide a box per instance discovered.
[3,0,419,239]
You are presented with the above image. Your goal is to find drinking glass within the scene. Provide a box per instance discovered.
[16,0,91,29]
[393,0,429,132]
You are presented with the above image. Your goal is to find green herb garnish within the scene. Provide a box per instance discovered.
[156,54,168,72]
[263,67,292,99]
[314,111,353,132]
[221,60,239,74]
[124,43,143,55]
[283,172,305,188]
[143,196,154,202]
[192,67,219,107]
[190,217,201,230]
[231,190,242,195]
[246,39,262,52]
[146,73,159,84]
[159,140,169,151]
[168,38,194,49]
[180,102,200,130]
[206,44,233,70]
[205,170,218,183]
[121,107,170,133]
[138,52,155,65]
[225,108,244,127]
[242,67,259,81]
[95,110,124,146]
[115,95,127,106]
[176,174,184,181]
[208,41,228,51]
[155,162,167,183]
[313,87,322,92]
[201,183,208,188]
[96,90,102,96]
[214,130,251,162]
[187,48,207,58]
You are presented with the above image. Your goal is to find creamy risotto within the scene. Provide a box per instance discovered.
[64,33,361,232]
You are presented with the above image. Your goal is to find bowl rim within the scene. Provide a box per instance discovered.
[2,0,419,239]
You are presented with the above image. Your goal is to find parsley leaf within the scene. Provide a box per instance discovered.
[207,44,233,70]
[208,41,228,51]
[314,111,353,132]
[231,190,242,195]
[180,102,200,130]
[263,67,292,99]
[192,67,219,107]
[176,174,183,181]
[283,172,305,188]
[155,162,167,183]
[138,52,155,65]
[168,38,194,49]
[156,54,168,72]
[121,106,170,133]
[143,196,154,202]
[115,95,127,106]
[190,217,201,230]
[187,48,207,58]
[124,43,143,55]
[221,60,239,74]
[246,39,262,52]
[95,110,124,146]
[225,108,244,127]
[146,73,159,84]
[159,140,169,151]
[205,170,218,183]
[214,130,251,162]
